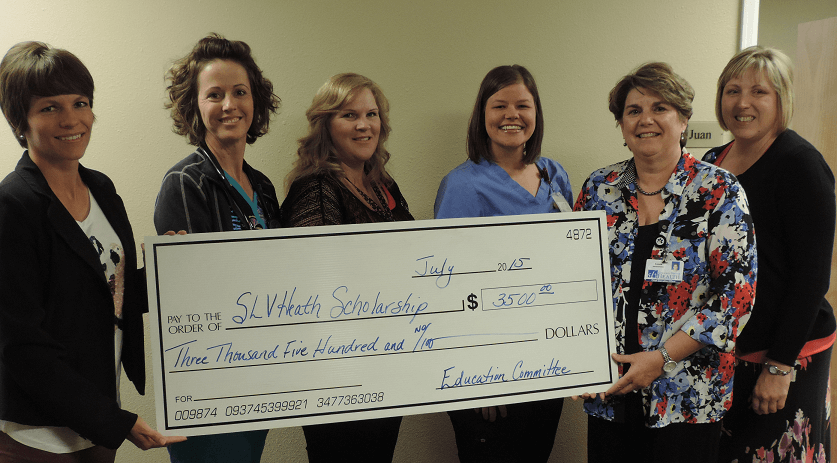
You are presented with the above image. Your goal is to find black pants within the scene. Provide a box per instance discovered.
[448,398,563,463]
[303,416,402,463]
[0,432,116,463]
[587,392,722,463]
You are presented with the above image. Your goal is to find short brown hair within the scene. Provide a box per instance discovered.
[715,46,793,132]
[0,41,94,148]
[286,73,393,192]
[608,62,694,124]
[467,65,544,164]
[166,33,280,146]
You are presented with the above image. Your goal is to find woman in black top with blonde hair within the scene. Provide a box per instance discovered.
[282,72,411,462]
[704,45,835,463]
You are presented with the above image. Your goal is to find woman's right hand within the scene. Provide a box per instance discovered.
[475,405,507,422]
[127,416,186,450]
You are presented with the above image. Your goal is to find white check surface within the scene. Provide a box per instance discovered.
[146,211,617,435]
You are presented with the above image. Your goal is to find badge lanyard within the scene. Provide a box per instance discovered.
[538,164,572,212]
[202,148,263,231]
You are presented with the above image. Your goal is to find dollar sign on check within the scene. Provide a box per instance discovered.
[467,293,478,310]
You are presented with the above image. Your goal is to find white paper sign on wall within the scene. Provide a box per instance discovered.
[685,121,729,148]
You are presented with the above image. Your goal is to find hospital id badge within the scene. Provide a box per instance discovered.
[645,260,684,283]
[551,193,572,212]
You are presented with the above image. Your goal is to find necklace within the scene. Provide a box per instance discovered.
[636,183,665,196]
[344,176,395,222]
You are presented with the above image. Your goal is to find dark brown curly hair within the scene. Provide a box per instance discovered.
[165,33,280,146]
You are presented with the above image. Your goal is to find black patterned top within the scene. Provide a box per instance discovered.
[281,173,413,227]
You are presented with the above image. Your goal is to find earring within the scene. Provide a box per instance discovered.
[623,141,627,147]
[680,132,687,146]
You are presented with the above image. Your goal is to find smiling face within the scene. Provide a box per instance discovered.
[329,87,380,171]
[25,94,94,167]
[484,83,536,159]
[620,87,687,160]
[197,59,254,147]
[721,69,781,146]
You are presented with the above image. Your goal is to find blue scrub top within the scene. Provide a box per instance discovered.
[434,157,573,219]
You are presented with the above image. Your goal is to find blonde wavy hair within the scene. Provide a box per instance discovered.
[285,73,392,192]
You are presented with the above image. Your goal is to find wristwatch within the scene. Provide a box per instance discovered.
[764,363,792,376]
[659,347,677,373]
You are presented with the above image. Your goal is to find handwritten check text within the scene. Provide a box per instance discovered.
[146,211,617,435]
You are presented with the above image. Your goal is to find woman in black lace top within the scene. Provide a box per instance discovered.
[281,72,412,461]
[282,73,412,228]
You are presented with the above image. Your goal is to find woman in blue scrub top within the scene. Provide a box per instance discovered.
[435,65,572,219]
[434,64,571,462]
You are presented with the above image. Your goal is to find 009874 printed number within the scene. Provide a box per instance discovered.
[174,408,217,421]
[317,392,384,408]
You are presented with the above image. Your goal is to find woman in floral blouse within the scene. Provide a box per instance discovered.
[574,62,757,463]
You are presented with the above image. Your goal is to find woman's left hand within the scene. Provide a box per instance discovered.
[142,230,187,267]
[750,363,793,415]
[605,351,664,396]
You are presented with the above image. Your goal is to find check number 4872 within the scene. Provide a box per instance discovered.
[566,228,592,240]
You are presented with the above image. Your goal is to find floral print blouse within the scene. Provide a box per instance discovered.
[573,152,757,428]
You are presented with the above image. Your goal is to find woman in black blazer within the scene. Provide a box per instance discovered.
[0,41,184,461]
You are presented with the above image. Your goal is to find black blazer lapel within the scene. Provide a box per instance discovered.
[18,154,108,286]
[47,196,108,285]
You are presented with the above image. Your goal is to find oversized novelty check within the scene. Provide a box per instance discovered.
[146,211,617,436]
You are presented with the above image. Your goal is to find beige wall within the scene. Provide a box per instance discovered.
[0,1,741,461]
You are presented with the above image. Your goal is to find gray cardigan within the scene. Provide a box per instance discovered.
[154,146,281,234]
